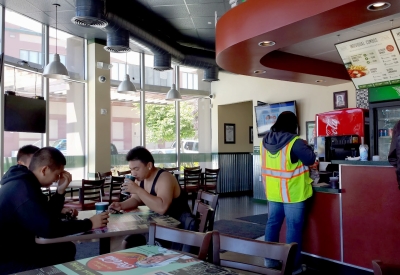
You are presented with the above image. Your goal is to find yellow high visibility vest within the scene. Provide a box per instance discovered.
[261,136,313,203]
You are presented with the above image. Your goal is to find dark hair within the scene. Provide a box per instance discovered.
[17,145,39,161]
[270,111,299,134]
[29,147,66,171]
[126,146,154,165]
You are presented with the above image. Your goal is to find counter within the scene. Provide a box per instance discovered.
[331,160,391,166]
[278,163,400,271]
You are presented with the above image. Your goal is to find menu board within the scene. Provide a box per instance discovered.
[335,30,400,89]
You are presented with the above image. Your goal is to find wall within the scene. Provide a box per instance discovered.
[218,101,253,152]
[211,72,356,152]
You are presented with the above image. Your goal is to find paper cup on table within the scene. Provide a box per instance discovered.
[95,202,109,214]
[372,155,380,161]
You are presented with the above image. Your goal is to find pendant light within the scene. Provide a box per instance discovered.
[165,84,182,101]
[43,3,70,80]
[117,53,136,93]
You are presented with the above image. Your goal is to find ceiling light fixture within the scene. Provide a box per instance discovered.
[165,84,182,101]
[258,41,276,47]
[254,70,266,74]
[315,80,325,83]
[367,2,391,11]
[43,4,70,79]
[117,53,136,94]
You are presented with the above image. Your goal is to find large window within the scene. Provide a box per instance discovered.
[5,10,43,66]
[110,52,140,82]
[49,28,85,81]
[48,80,86,179]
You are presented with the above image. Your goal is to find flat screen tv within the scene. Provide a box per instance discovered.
[335,29,400,89]
[4,95,46,133]
[254,100,297,137]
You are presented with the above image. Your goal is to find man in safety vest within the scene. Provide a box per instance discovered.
[261,111,315,274]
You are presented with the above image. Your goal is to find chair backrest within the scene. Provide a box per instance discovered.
[372,260,400,275]
[97,171,112,179]
[195,201,214,233]
[212,232,297,275]
[204,168,220,183]
[109,176,124,203]
[117,170,131,176]
[80,179,105,207]
[184,166,201,171]
[192,191,219,230]
[163,167,179,172]
[148,223,213,260]
[183,169,202,190]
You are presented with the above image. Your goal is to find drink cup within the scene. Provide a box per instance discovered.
[122,175,135,195]
[95,202,109,214]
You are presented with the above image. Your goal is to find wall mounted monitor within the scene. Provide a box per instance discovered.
[335,29,400,89]
[254,100,297,137]
[4,95,46,133]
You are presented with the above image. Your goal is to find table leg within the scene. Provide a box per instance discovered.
[99,238,110,254]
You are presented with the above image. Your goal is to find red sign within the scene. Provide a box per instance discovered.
[86,252,147,271]
[316,108,368,137]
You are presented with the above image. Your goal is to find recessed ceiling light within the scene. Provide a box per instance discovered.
[254,70,266,74]
[208,22,212,24]
[367,2,391,11]
[315,80,325,83]
[258,41,276,47]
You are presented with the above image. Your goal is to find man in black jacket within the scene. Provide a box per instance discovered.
[0,147,109,274]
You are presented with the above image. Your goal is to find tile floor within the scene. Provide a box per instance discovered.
[215,194,373,275]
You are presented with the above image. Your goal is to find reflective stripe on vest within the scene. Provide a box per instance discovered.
[261,136,312,203]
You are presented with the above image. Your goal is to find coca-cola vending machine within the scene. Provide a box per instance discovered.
[315,108,369,161]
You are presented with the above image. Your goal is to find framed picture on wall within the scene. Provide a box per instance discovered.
[249,126,253,144]
[224,123,235,144]
[333,90,348,109]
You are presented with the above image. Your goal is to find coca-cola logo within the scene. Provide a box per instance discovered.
[324,117,339,136]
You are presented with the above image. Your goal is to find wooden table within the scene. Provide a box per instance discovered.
[16,245,240,275]
[36,206,180,254]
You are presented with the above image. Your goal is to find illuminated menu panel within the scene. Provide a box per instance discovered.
[335,31,400,89]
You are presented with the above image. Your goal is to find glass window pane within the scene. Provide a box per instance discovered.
[49,80,85,179]
[20,50,28,61]
[194,74,198,90]
[182,72,188,89]
[49,28,85,81]
[119,63,125,81]
[111,62,118,80]
[29,51,39,64]
[110,86,141,173]
[188,73,193,89]
[5,10,43,66]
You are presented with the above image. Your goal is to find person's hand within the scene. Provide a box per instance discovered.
[61,208,78,217]
[57,171,72,194]
[109,202,123,213]
[121,178,140,194]
[90,212,109,229]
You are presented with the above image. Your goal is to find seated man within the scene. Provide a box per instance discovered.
[17,144,39,167]
[109,147,194,246]
[0,147,109,274]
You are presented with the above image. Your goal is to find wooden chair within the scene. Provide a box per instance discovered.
[195,201,214,233]
[184,166,201,171]
[117,170,131,176]
[148,223,213,261]
[212,232,297,275]
[97,171,113,201]
[64,179,105,210]
[163,167,179,172]
[372,260,400,275]
[107,176,125,203]
[203,168,220,193]
[192,191,219,231]
[183,168,202,210]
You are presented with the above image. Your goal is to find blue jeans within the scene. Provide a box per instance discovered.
[264,200,307,269]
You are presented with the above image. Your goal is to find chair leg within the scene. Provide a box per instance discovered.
[192,192,197,211]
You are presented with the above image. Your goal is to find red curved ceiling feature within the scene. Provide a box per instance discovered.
[216,0,400,86]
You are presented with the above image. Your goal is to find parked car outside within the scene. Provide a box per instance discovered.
[150,140,198,154]
[50,139,119,155]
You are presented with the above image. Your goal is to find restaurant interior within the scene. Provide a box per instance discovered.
[1,0,400,274]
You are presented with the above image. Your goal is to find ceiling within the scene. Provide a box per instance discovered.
[3,0,400,86]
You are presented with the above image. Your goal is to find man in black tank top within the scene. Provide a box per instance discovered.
[109,146,192,225]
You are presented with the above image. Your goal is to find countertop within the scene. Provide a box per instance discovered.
[331,160,391,166]
[312,183,341,194]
